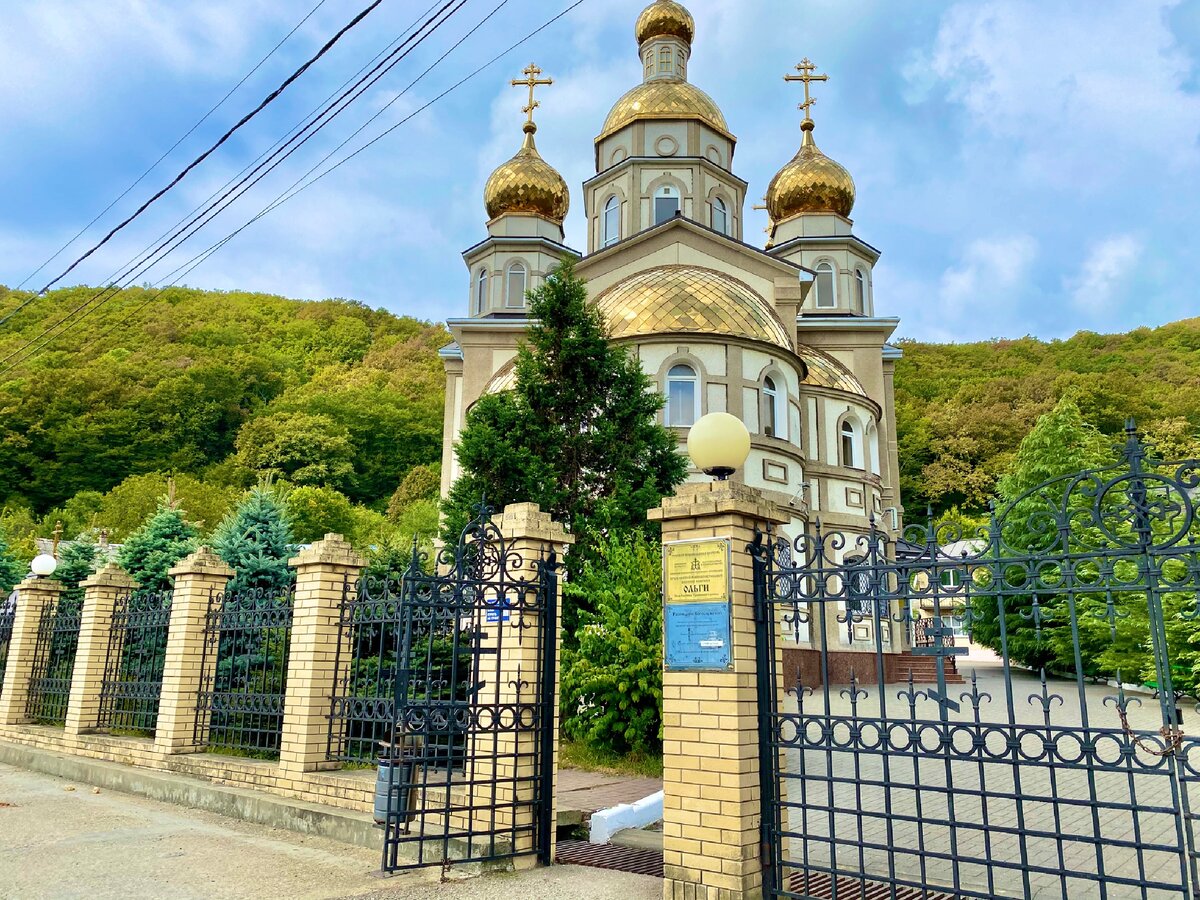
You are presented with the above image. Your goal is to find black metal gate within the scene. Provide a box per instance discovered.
[753,426,1200,899]
[378,505,558,874]
[98,589,172,735]
[26,596,82,726]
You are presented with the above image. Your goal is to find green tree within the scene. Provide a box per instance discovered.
[212,488,295,596]
[234,412,356,491]
[285,485,357,544]
[442,259,687,585]
[0,527,23,595]
[561,531,664,756]
[117,503,199,592]
[56,539,102,608]
[387,463,441,520]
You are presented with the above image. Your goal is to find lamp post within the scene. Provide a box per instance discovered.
[30,553,58,578]
[687,412,752,481]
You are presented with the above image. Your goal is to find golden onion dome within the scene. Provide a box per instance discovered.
[635,0,695,46]
[766,122,856,221]
[483,124,570,224]
[594,265,794,352]
[599,79,730,141]
[796,344,867,397]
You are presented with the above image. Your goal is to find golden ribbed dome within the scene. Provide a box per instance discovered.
[594,265,794,352]
[766,123,856,221]
[484,358,518,394]
[797,344,867,396]
[635,0,695,46]
[483,125,569,224]
[599,79,730,141]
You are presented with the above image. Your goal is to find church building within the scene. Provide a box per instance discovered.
[439,0,906,656]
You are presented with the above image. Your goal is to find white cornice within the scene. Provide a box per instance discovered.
[770,233,883,263]
[461,235,581,262]
[882,343,904,361]
[446,318,535,332]
[796,316,901,340]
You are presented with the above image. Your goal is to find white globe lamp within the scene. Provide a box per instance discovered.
[687,413,752,481]
[30,553,58,578]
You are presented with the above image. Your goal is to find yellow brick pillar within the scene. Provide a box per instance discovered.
[65,564,138,735]
[155,549,233,755]
[649,482,789,900]
[280,534,365,776]
[0,576,63,725]
[470,503,572,868]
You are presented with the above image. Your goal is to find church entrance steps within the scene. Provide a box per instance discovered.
[784,648,965,688]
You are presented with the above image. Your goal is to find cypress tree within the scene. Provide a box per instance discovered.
[117,503,199,593]
[212,488,295,596]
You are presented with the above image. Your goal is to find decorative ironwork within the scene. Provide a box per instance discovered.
[195,585,294,758]
[752,425,1200,899]
[0,598,15,691]
[25,596,82,726]
[98,589,172,735]
[375,504,558,874]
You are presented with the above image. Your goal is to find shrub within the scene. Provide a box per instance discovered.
[561,531,663,756]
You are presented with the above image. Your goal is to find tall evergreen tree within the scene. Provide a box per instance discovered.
[117,502,199,593]
[0,529,22,596]
[56,539,102,610]
[212,488,295,596]
[443,259,687,576]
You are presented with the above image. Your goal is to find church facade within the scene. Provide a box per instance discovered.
[439,0,907,656]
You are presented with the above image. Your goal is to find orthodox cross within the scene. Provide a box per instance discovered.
[785,58,829,123]
[51,520,63,559]
[512,63,553,127]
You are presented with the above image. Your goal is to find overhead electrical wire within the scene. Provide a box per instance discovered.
[1,0,589,376]
[0,0,466,374]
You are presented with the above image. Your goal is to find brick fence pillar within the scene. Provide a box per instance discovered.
[65,564,137,735]
[280,534,365,777]
[155,549,233,755]
[649,482,789,900]
[472,503,573,868]
[0,576,63,726]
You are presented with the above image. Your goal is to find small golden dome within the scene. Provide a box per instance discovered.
[594,265,794,352]
[599,79,730,141]
[796,344,867,397]
[483,125,570,224]
[484,358,518,395]
[766,123,856,221]
[635,0,695,46]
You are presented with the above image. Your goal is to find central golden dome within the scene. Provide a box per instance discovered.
[599,79,730,142]
[635,0,695,46]
[766,122,856,221]
[483,125,569,224]
[594,265,794,352]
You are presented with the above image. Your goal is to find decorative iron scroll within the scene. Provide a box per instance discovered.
[25,597,82,726]
[98,589,172,735]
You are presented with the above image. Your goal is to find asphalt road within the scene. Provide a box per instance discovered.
[0,763,659,900]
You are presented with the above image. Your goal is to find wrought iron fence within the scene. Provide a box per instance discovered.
[26,597,83,726]
[0,599,15,692]
[97,589,172,735]
[195,585,294,758]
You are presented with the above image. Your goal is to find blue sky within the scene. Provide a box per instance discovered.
[0,0,1197,342]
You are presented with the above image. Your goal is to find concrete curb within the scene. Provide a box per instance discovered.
[0,740,381,850]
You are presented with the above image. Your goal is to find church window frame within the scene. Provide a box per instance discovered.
[840,418,862,469]
[762,373,788,441]
[654,185,681,226]
[475,268,489,315]
[665,363,700,428]
[854,268,868,314]
[505,261,528,308]
[815,261,837,309]
[866,420,881,475]
[658,46,673,74]
[602,195,621,248]
[644,51,654,78]
[711,196,729,236]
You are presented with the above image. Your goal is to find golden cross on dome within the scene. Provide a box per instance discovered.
[785,58,829,123]
[512,63,553,128]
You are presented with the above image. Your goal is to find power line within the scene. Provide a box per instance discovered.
[0,1,464,374]
[0,0,471,374]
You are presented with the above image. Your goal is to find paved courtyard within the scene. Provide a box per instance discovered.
[780,656,1200,899]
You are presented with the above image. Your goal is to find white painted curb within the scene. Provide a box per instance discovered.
[588,790,664,844]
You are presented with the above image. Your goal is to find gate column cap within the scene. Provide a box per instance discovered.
[288,534,365,570]
[15,575,65,593]
[80,563,137,591]
[169,548,234,579]
[649,481,789,526]
[493,503,575,546]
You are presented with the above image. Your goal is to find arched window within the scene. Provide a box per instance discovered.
[658,46,673,74]
[854,269,867,314]
[711,197,729,236]
[763,376,788,441]
[602,196,621,248]
[475,268,488,315]
[644,51,654,78]
[654,185,680,226]
[506,262,527,307]
[815,262,837,308]
[666,364,699,427]
[867,423,880,475]
[841,420,860,468]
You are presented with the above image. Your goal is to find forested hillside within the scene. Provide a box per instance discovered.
[1,284,1198,551]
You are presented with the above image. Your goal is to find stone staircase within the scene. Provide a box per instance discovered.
[896,652,965,685]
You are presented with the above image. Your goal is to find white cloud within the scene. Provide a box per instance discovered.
[939,234,1038,307]
[1067,234,1142,313]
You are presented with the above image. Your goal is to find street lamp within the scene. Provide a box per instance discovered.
[687,413,751,481]
[30,553,58,578]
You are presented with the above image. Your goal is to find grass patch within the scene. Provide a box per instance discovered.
[561,740,663,779]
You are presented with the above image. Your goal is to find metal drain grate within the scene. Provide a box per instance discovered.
[556,840,664,877]
[785,871,954,900]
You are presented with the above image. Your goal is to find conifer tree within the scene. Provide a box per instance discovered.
[56,539,102,610]
[443,259,687,573]
[212,488,295,596]
[0,529,22,597]
[117,502,199,593]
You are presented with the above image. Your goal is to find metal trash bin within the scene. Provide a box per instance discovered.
[374,755,415,826]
